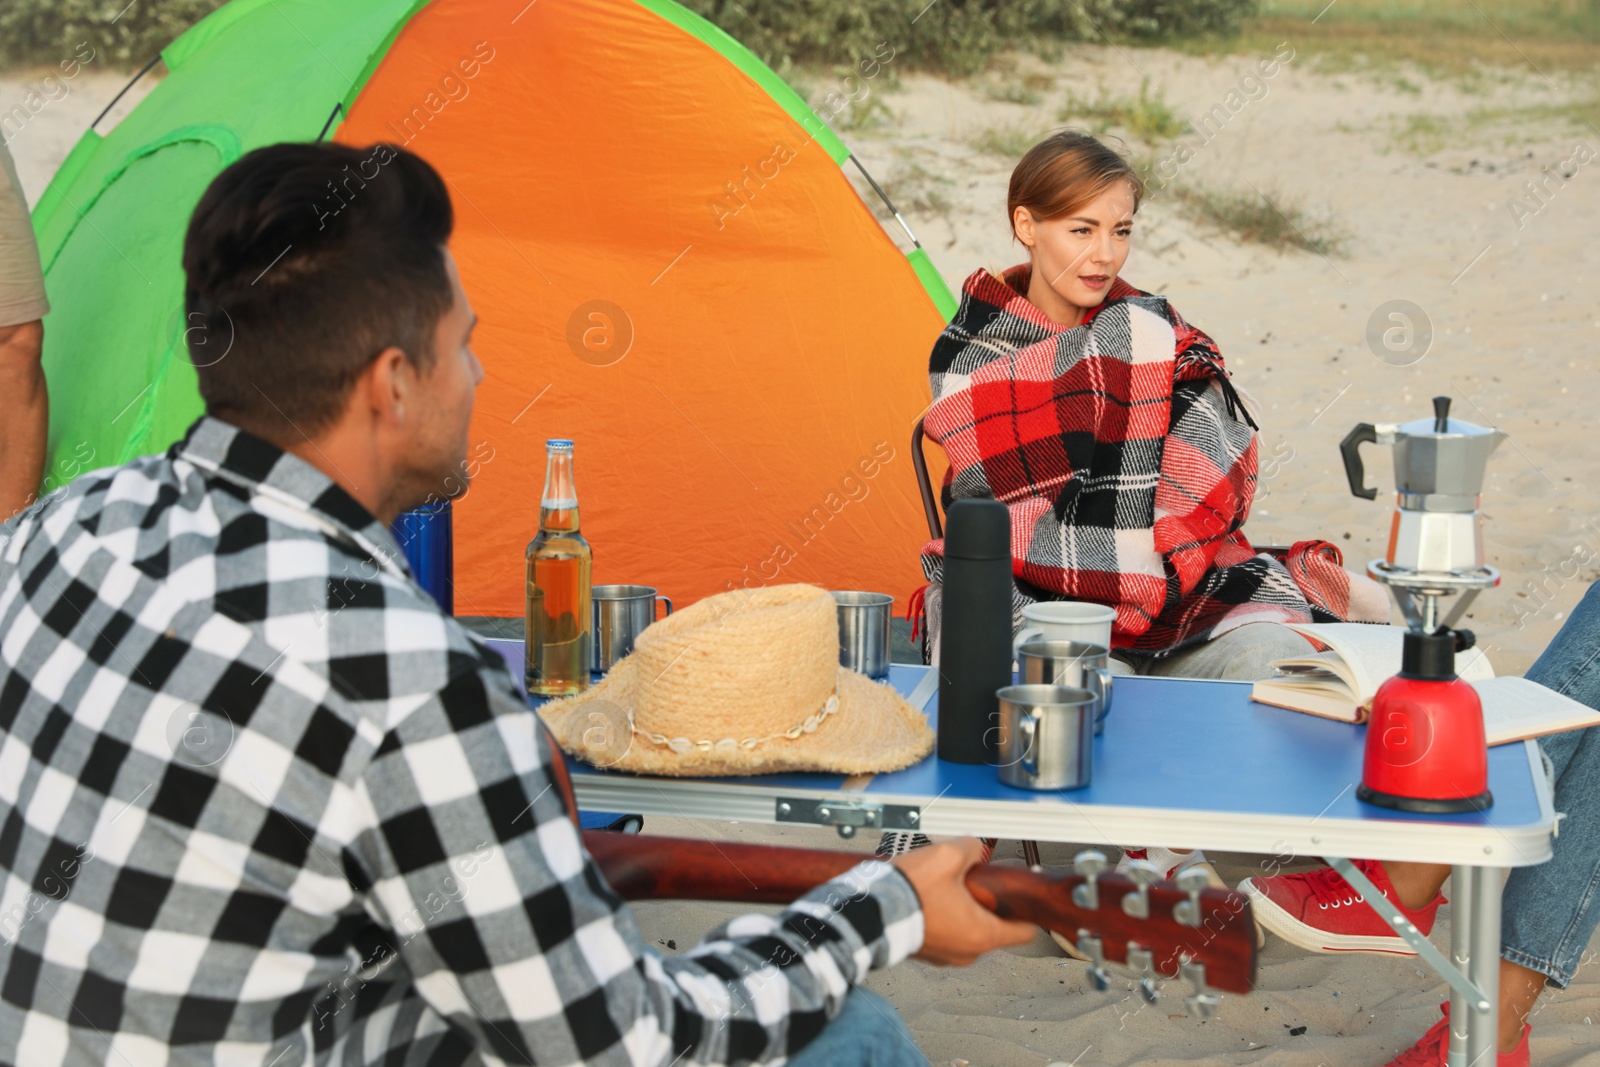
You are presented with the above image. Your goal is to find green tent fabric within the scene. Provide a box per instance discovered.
[32,0,430,481]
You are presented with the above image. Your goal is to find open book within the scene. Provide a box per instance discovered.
[1250,623,1600,744]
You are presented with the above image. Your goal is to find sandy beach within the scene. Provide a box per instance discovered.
[5,37,1599,1067]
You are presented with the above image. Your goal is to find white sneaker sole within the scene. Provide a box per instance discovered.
[1238,877,1421,956]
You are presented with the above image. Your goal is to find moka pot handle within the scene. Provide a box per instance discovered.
[1340,423,1380,500]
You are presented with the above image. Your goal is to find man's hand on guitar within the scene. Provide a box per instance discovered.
[894,838,1036,966]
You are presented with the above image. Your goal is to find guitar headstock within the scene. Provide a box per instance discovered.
[969,849,1257,1010]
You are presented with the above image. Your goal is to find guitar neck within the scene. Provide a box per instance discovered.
[583,831,1057,921]
[581,830,1257,993]
[584,830,868,903]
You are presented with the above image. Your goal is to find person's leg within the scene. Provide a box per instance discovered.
[1498,958,1546,1053]
[1382,584,1600,916]
[1399,583,1600,1054]
[1501,694,1600,966]
[1524,580,1600,707]
[1107,653,1138,677]
[785,987,931,1067]
[1495,662,1600,1039]
[1141,622,1313,681]
[0,319,46,518]
[1377,861,1451,911]
[1383,719,1595,1059]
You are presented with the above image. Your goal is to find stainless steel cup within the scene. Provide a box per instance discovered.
[1017,640,1115,736]
[995,684,1096,791]
[592,585,673,673]
[831,591,893,681]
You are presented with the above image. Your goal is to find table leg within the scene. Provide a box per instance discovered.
[1449,864,1504,1067]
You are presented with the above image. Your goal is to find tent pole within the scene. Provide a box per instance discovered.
[92,54,162,130]
[847,154,922,250]
[316,102,344,142]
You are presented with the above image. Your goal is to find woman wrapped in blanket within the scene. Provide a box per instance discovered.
[904,131,1388,889]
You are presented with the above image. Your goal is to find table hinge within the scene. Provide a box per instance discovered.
[775,798,921,839]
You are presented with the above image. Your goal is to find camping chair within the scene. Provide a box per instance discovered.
[911,416,943,540]
[912,418,1042,870]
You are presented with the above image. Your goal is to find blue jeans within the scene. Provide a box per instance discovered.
[1502,581,1600,988]
[787,987,930,1067]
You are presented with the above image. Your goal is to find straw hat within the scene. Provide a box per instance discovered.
[537,584,935,777]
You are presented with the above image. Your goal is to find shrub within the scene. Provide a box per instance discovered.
[981,68,1056,105]
[970,122,1052,159]
[684,0,1258,76]
[2,0,1259,75]
[1164,181,1349,256]
[1060,78,1189,141]
[1,0,226,69]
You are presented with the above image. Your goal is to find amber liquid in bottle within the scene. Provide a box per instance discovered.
[525,441,592,696]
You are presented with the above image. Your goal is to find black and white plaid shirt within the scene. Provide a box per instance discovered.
[0,416,923,1066]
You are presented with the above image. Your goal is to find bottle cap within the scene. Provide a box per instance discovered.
[546,438,574,450]
[944,498,1011,561]
[1400,630,1456,680]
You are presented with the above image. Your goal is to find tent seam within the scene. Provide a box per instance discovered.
[37,125,241,276]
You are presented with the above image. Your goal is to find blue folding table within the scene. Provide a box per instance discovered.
[483,640,1556,1067]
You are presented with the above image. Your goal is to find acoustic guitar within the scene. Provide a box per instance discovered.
[545,729,1258,1011]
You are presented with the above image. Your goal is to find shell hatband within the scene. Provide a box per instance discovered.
[628,685,841,754]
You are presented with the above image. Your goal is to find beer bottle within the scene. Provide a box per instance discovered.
[526,439,593,695]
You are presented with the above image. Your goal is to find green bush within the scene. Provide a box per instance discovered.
[683,0,1259,76]
[1165,181,1350,257]
[1,0,225,69]
[2,0,1257,73]
[1060,77,1190,141]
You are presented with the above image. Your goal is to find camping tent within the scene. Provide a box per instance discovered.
[31,0,955,618]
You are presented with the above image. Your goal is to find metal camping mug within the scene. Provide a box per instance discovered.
[592,585,673,673]
[1017,640,1115,736]
[995,684,1097,791]
[830,591,893,680]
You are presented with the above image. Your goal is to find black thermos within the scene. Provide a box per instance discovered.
[937,497,1014,764]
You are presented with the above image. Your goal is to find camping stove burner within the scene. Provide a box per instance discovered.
[1367,560,1499,635]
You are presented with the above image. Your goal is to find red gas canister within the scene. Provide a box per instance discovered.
[1357,629,1492,814]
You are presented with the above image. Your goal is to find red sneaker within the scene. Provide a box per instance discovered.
[1116,846,1217,881]
[1383,1003,1529,1066]
[1238,858,1444,955]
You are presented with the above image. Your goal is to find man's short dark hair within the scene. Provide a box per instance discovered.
[182,142,454,437]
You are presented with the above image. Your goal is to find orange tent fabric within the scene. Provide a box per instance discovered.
[336,0,947,617]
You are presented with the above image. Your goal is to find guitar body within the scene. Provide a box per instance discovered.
[539,724,1257,993]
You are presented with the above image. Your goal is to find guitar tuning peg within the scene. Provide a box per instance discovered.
[1071,849,1107,911]
[1125,941,1159,1005]
[1173,866,1209,928]
[1180,960,1222,1021]
[1075,930,1110,992]
[1121,858,1161,919]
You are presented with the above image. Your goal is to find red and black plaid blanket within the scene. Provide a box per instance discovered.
[920,264,1378,655]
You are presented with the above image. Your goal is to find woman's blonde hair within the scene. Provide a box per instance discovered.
[1008,130,1145,239]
